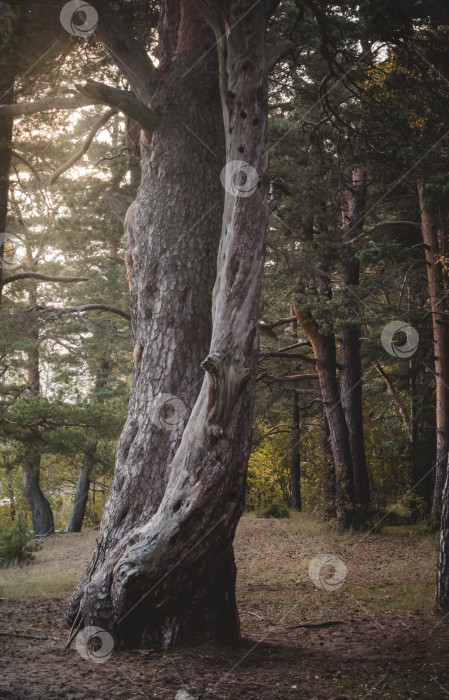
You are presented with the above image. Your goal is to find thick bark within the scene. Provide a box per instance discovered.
[295,308,355,530]
[67,0,271,648]
[340,169,370,518]
[67,0,270,648]
[418,183,449,521]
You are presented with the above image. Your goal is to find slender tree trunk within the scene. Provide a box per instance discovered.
[418,182,449,522]
[21,279,54,535]
[68,0,272,648]
[340,169,370,520]
[67,359,110,532]
[294,308,355,530]
[7,479,15,522]
[290,389,301,510]
[67,448,95,533]
[320,409,336,520]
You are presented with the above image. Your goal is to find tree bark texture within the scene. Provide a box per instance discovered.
[418,182,449,521]
[290,389,301,510]
[320,409,336,520]
[68,0,271,649]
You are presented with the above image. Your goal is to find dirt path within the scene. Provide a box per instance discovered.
[1,514,448,699]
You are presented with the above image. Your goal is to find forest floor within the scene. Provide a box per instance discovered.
[0,512,448,700]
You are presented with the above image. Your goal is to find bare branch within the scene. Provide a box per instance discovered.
[34,303,130,321]
[257,371,319,383]
[259,351,317,365]
[372,361,412,436]
[2,273,88,286]
[50,108,117,184]
[0,95,98,118]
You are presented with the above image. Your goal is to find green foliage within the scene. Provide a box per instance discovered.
[0,517,40,567]
[256,499,290,519]
[247,426,291,509]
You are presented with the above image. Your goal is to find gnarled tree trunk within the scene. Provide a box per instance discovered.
[67,0,272,648]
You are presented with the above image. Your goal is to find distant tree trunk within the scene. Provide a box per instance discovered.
[68,0,272,648]
[320,409,336,520]
[67,447,96,533]
[22,279,54,535]
[67,358,110,532]
[340,168,370,521]
[7,479,15,522]
[418,182,449,522]
[294,307,355,530]
[290,389,301,510]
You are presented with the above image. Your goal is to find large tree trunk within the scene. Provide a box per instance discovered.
[418,182,449,522]
[295,308,355,530]
[340,169,370,520]
[67,0,271,648]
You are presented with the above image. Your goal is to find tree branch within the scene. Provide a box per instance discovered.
[259,315,296,330]
[372,361,411,436]
[265,40,295,73]
[50,108,117,184]
[257,371,319,383]
[0,95,99,118]
[259,352,317,365]
[2,273,88,286]
[75,81,160,139]
[33,303,130,321]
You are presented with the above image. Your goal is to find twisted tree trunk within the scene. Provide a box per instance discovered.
[67,0,272,648]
